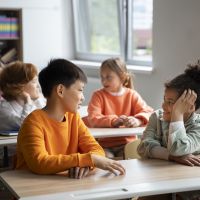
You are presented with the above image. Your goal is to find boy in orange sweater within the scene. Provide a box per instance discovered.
[16,59,125,178]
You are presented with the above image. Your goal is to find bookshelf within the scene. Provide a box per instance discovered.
[0,8,23,64]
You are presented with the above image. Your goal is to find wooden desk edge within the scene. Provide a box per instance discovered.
[0,175,20,199]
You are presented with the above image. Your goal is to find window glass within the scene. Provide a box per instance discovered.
[74,0,120,55]
[129,0,153,63]
[73,0,153,66]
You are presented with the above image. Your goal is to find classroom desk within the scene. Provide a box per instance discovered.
[1,159,200,200]
[0,136,17,168]
[0,136,17,146]
[89,127,145,138]
[0,127,145,146]
[0,127,144,167]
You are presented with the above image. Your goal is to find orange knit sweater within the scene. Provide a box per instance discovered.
[87,88,153,147]
[16,109,105,174]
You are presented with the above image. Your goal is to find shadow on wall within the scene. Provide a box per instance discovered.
[83,77,101,105]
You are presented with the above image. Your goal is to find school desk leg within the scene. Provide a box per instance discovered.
[3,146,9,167]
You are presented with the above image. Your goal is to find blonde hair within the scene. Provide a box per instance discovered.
[100,57,134,89]
[0,61,38,101]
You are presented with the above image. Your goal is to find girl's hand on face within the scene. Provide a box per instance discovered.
[21,91,32,104]
[68,167,90,179]
[169,154,200,167]
[171,89,197,121]
[91,154,126,176]
[123,117,142,128]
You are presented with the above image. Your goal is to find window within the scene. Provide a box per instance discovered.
[72,0,153,67]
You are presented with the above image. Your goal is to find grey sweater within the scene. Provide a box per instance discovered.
[0,97,46,131]
[138,109,200,159]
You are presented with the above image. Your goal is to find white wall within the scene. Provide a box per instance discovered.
[0,0,73,69]
[1,0,200,109]
[134,0,200,109]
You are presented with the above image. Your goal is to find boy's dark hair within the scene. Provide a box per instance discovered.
[39,59,87,97]
[165,61,200,110]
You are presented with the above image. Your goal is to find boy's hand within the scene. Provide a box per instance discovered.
[169,154,200,166]
[123,117,142,128]
[68,167,90,179]
[171,89,197,122]
[91,154,126,175]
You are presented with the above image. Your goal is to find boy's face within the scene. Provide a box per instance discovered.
[100,67,123,93]
[162,88,179,122]
[62,80,85,113]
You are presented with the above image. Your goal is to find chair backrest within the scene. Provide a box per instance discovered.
[124,139,141,160]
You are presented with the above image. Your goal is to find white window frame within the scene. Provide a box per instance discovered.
[72,0,153,73]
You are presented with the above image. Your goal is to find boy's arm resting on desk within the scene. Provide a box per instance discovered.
[16,115,105,175]
[137,112,169,160]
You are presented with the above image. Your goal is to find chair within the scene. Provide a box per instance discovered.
[124,138,141,160]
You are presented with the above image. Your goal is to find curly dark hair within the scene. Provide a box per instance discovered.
[165,60,200,110]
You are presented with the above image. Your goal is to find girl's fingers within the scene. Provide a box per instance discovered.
[77,167,84,179]
[189,157,200,166]
[191,90,197,102]
[75,167,80,179]
[79,167,90,179]
[82,167,90,178]
[69,168,75,178]
[184,160,194,167]
[179,90,187,100]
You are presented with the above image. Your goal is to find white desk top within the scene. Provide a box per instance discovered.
[89,127,145,138]
[1,159,200,200]
[0,136,17,146]
[0,127,144,146]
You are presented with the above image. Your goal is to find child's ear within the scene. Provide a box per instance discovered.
[56,84,64,97]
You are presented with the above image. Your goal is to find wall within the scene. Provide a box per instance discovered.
[0,0,73,69]
[134,0,200,109]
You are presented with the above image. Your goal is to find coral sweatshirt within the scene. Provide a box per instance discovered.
[87,88,153,147]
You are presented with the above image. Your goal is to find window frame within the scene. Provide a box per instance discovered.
[72,0,153,68]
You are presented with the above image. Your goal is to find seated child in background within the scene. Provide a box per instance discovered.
[0,61,45,168]
[85,57,153,158]
[0,61,45,131]
[16,59,125,178]
[137,61,200,200]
